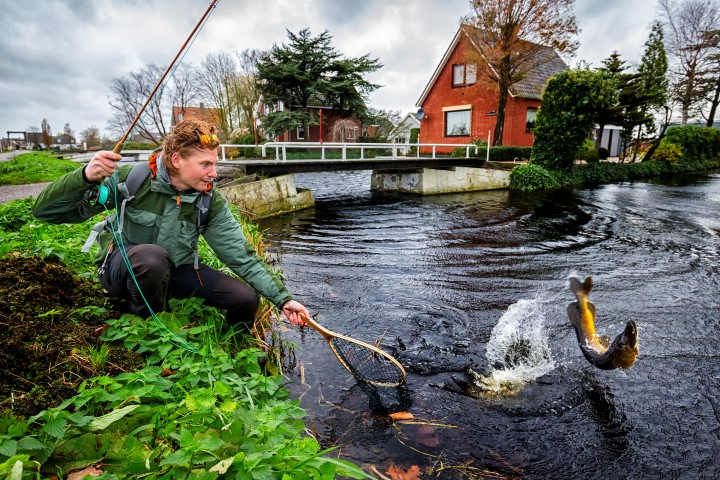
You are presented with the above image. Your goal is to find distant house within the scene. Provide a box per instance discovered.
[172,103,222,127]
[256,95,363,143]
[53,134,77,150]
[416,25,567,151]
[387,113,421,150]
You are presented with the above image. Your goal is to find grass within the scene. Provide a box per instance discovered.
[0,196,371,478]
[0,152,80,185]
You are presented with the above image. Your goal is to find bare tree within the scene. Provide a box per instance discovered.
[464,0,579,145]
[195,52,244,137]
[170,63,199,125]
[697,29,720,125]
[41,118,53,150]
[660,0,720,124]
[80,126,101,149]
[108,63,169,144]
[237,48,264,131]
[61,123,74,145]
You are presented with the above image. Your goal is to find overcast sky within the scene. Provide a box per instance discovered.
[0,0,662,140]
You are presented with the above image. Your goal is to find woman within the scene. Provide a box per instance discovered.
[33,119,309,330]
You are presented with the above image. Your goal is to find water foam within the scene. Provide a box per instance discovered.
[478,296,556,393]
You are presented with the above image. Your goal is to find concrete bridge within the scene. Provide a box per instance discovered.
[118,143,515,218]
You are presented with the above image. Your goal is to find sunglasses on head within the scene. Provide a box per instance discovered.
[181,133,218,148]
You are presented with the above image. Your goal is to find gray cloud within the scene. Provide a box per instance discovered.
[0,0,659,138]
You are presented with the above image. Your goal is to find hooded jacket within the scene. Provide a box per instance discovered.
[32,164,293,308]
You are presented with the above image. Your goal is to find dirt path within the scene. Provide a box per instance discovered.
[0,182,51,204]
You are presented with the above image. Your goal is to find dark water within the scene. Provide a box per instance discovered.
[259,170,720,479]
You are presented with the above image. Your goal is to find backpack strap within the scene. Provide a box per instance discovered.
[81,162,151,253]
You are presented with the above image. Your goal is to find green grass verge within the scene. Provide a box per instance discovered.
[0,152,80,185]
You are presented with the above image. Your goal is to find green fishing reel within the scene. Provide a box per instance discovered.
[88,184,110,206]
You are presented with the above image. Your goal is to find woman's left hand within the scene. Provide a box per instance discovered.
[282,300,311,326]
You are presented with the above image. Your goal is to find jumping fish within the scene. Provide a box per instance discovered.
[567,276,638,370]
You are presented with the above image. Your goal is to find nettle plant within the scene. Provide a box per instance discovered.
[0,300,369,479]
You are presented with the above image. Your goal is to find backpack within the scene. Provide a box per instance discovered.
[81,157,213,257]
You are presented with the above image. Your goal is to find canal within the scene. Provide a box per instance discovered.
[259,170,720,479]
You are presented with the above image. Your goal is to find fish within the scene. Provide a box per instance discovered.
[567,276,639,370]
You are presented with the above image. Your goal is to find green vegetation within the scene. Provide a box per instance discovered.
[451,142,532,161]
[0,303,367,478]
[0,152,80,186]
[510,125,720,191]
[0,196,370,479]
[531,69,617,171]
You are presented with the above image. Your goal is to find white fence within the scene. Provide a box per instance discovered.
[217,142,480,162]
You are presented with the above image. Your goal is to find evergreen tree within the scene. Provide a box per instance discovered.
[638,21,670,161]
[596,52,655,161]
[256,28,381,139]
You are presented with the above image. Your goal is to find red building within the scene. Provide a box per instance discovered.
[171,103,222,127]
[416,26,567,151]
[257,96,363,143]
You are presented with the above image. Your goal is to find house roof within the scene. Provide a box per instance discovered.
[172,104,221,125]
[416,26,568,106]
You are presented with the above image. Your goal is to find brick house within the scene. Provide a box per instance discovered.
[416,25,567,151]
[257,96,363,143]
[172,103,222,127]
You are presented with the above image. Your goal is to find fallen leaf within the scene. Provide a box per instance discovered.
[68,466,103,479]
[415,425,439,448]
[386,464,422,480]
[388,411,414,421]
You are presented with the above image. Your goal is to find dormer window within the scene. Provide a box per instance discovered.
[452,63,476,87]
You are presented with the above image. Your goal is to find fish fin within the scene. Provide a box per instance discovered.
[569,276,593,297]
[567,301,580,327]
[599,335,611,348]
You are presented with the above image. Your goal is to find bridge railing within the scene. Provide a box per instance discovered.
[245,142,479,162]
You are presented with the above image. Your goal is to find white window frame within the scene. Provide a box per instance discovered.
[443,106,472,137]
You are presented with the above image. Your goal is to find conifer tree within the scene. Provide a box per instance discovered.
[256,28,381,139]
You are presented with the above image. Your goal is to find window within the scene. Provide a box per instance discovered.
[297,126,305,140]
[526,108,538,132]
[445,109,471,136]
[452,63,477,87]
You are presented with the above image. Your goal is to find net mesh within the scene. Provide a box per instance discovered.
[329,337,405,387]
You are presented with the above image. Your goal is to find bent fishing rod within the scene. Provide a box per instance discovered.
[112,0,219,154]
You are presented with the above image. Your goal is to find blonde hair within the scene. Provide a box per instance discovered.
[162,119,220,176]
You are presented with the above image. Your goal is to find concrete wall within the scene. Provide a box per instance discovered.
[371,166,511,195]
[218,173,314,218]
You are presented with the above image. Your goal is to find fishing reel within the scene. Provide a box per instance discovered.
[88,184,110,206]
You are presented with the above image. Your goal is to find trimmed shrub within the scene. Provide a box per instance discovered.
[598,147,610,160]
[509,163,560,191]
[653,141,683,163]
[665,125,720,161]
[532,69,617,171]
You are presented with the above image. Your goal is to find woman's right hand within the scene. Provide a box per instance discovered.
[84,151,123,183]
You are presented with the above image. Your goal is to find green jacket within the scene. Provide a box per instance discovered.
[32,165,293,308]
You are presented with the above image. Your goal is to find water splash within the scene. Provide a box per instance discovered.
[469,297,556,395]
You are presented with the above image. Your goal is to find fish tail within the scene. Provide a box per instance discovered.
[569,276,593,300]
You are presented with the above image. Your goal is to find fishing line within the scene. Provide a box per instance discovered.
[103,175,199,354]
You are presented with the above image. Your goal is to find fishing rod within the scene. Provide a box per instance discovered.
[112,0,219,154]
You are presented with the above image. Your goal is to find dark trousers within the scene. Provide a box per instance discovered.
[99,244,259,329]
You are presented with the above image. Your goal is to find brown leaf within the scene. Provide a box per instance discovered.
[415,425,439,448]
[388,411,414,421]
[67,466,103,479]
[93,324,111,337]
[386,464,422,480]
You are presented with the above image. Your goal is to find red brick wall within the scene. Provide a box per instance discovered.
[419,34,539,152]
